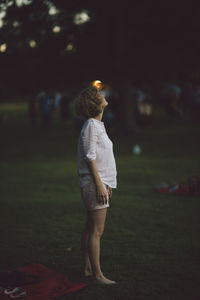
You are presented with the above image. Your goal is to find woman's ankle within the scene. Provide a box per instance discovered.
[94,272,104,280]
[84,267,93,276]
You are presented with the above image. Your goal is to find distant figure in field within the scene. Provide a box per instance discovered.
[60,92,70,122]
[132,87,152,127]
[100,84,115,130]
[28,97,37,125]
[75,85,117,285]
[53,90,62,111]
[38,90,52,127]
[162,83,184,120]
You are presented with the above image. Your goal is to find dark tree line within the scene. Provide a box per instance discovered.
[1,0,200,131]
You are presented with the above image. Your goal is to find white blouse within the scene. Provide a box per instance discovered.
[77,118,117,188]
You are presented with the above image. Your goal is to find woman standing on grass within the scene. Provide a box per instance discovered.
[75,85,117,285]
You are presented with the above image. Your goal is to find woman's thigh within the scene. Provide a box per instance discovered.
[88,208,107,233]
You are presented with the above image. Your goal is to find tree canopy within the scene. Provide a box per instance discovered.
[0,0,200,97]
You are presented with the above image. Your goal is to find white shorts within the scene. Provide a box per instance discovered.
[81,181,110,211]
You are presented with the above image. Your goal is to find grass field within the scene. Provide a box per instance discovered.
[0,103,200,300]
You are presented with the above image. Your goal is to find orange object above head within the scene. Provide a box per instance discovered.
[91,80,104,90]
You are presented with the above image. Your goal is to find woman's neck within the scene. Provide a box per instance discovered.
[94,111,103,122]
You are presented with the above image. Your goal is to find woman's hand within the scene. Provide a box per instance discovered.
[87,160,112,205]
[96,183,108,205]
[108,186,112,198]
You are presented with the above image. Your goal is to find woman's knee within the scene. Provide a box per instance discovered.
[91,224,104,237]
[88,208,107,237]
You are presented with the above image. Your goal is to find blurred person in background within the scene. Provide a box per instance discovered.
[161,82,184,120]
[100,83,115,130]
[59,90,70,122]
[37,90,52,128]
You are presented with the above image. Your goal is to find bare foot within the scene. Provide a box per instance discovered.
[95,275,117,285]
[84,269,93,277]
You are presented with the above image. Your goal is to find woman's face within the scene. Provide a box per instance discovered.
[99,93,108,110]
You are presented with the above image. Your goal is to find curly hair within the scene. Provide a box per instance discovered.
[74,86,102,118]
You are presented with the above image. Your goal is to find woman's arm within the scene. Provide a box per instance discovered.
[87,160,108,205]
[82,121,111,204]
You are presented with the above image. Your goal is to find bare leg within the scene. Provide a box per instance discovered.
[87,208,116,285]
[81,212,92,276]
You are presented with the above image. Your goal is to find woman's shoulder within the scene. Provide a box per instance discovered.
[83,118,100,129]
[82,118,94,128]
[81,118,96,133]
[81,118,103,136]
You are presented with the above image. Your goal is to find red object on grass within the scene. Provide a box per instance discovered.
[157,184,190,195]
[0,263,87,300]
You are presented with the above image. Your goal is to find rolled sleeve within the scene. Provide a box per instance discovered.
[82,121,97,162]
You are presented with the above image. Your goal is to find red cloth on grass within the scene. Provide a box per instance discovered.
[0,263,87,300]
[157,184,190,195]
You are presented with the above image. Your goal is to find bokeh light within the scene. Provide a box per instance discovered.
[0,43,7,53]
[29,40,37,48]
[66,42,75,52]
[74,10,90,25]
[13,21,20,27]
[0,11,6,28]
[48,5,58,16]
[92,80,103,90]
[53,26,61,33]
[16,0,32,7]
